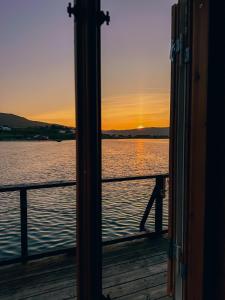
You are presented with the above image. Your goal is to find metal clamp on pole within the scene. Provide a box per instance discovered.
[98,10,110,26]
[67,2,78,19]
[67,3,110,27]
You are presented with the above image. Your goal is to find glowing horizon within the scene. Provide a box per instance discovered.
[22,91,170,129]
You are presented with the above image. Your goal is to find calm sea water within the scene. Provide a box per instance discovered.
[0,139,169,260]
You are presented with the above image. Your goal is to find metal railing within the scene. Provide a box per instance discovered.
[0,173,168,265]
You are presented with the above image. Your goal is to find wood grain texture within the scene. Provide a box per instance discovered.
[186,1,209,299]
[0,237,168,300]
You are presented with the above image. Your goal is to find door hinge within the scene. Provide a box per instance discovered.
[170,242,188,280]
[177,246,187,280]
[170,38,191,66]
[184,47,191,64]
[168,239,176,260]
[180,262,187,280]
[170,39,181,62]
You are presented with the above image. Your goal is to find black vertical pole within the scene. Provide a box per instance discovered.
[20,188,28,262]
[73,0,102,299]
[155,176,164,234]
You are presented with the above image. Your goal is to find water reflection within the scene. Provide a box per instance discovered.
[0,140,168,259]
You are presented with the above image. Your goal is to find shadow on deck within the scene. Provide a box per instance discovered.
[0,236,169,300]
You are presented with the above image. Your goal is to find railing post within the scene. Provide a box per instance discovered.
[20,188,28,263]
[155,176,165,234]
[140,180,158,232]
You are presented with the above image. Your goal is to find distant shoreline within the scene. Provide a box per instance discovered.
[0,137,169,142]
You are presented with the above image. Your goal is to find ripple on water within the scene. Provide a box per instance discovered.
[0,140,169,260]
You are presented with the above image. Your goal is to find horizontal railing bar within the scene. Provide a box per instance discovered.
[0,173,169,266]
[103,174,169,183]
[0,174,169,193]
[0,181,76,193]
[102,230,168,246]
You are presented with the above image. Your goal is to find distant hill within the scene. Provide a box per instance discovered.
[104,127,169,137]
[0,113,169,138]
[0,113,58,128]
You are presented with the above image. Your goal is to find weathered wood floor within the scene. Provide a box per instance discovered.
[0,237,169,300]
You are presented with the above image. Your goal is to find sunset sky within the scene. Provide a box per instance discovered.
[0,0,176,130]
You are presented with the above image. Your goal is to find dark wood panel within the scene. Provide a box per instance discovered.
[204,0,225,299]
[186,0,209,299]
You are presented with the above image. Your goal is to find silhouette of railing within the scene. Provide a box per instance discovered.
[0,173,168,265]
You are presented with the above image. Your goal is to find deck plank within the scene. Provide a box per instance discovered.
[116,283,167,300]
[0,237,168,300]
[0,238,167,285]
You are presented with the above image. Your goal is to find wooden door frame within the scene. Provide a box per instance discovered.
[185,1,209,300]
[169,1,210,299]
[168,4,179,296]
[169,0,192,298]
[185,1,225,299]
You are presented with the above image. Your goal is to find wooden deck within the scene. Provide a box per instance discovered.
[0,237,169,300]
